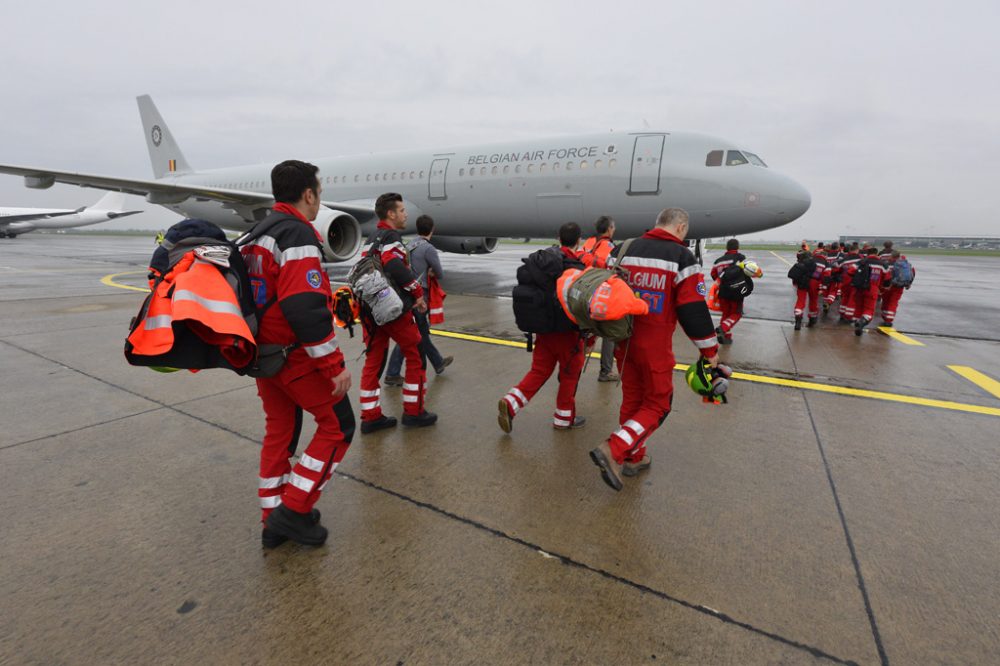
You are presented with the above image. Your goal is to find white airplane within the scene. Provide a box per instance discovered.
[0,95,809,259]
[0,191,142,238]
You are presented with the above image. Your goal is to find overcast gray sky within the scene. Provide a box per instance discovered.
[2,0,998,239]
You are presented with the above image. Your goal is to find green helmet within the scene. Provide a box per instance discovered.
[685,358,731,404]
[685,358,714,396]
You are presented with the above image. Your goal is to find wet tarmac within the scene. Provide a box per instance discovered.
[2,235,999,665]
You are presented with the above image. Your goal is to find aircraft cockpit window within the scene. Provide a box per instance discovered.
[745,152,768,167]
[726,150,748,166]
[705,150,723,167]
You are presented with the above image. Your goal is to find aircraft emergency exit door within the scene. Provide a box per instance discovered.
[628,135,665,195]
[428,158,449,200]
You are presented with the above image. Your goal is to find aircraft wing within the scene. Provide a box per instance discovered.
[0,209,79,224]
[321,198,378,223]
[0,163,274,216]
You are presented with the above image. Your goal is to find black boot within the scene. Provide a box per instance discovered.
[794,316,802,331]
[262,509,321,548]
[854,318,869,337]
[265,504,328,546]
[402,411,438,427]
[361,415,397,434]
[807,316,817,328]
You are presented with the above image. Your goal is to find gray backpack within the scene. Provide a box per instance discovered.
[347,231,404,325]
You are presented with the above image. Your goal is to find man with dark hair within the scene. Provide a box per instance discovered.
[384,214,453,385]
[241,160,354,548]
[578,216,618,381]
[710,238,746,344]
[879,240,894,262]
[358,193,437,433]
[823,241,843,313]
[499,222,589,433]
[590,208,720,491]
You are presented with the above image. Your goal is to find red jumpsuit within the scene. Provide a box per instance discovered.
[502,330,586,427]
[608,229,719,465]
[854,257,887,324]
[502,247,586,427]
[710,250,746,341]
[879,258,914,325]
[838,253,861,319]
[242,203,353,523]
[359,222,427,422]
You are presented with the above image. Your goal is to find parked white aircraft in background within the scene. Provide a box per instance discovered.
[0,192,141,238]
[0,96,809,259]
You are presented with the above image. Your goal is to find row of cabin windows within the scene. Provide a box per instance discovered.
[458,158,618,177]
[216,157,625,190]
[705,150,768,167]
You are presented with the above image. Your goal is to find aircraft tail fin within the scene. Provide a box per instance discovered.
[137,95,193,179]
[92,191,127,212]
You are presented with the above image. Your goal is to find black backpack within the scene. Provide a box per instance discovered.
[787,260,814,290]
[512,247,575,336]
[718,263,754,300]
[851,261,872,290]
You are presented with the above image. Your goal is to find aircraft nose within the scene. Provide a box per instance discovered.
[774,176,811,223]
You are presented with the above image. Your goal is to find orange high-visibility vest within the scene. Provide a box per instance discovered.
[579,236,614,268]
[707,280,722,312]
[127,251,256,368]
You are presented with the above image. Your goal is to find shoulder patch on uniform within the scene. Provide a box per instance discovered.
[696,280,708,296]
[306,269,323,289]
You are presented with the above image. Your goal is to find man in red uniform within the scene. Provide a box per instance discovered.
[499,223,589,432]
[853,247,888,336]
[358,193,437,433]
[242,160,353,548]
[838,243,862,322]
[579,215,619,381]
[880,250,915,327]
[590,208,721,491]
[710,238,746,344]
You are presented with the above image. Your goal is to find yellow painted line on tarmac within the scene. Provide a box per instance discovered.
[877,326,925,346]
[769,250,793,267]
[100,270,150,293]
[430,328,1000,417]
[947,366,1000,400]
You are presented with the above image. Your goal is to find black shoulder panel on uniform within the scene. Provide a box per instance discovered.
[677,300,716,340]
[280,291,333,343]
[272,220,320,252]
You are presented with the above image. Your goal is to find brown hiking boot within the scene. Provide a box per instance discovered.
[589,441,623,491]
[622,455,652,477]
[497,399,513,434]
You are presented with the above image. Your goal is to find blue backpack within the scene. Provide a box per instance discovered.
[891,259,914,287]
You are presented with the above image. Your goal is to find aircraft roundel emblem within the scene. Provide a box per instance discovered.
[151,125,163,147]
[605,144,617,155]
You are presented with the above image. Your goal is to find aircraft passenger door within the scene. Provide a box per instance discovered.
[428,158,449,200]
[628,135,665,195]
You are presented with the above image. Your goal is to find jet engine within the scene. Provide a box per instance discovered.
[312,209,363,262]
[428,236,499,255]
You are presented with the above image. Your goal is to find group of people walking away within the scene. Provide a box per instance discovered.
[127,158,918,550]
[787,240,916,335]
